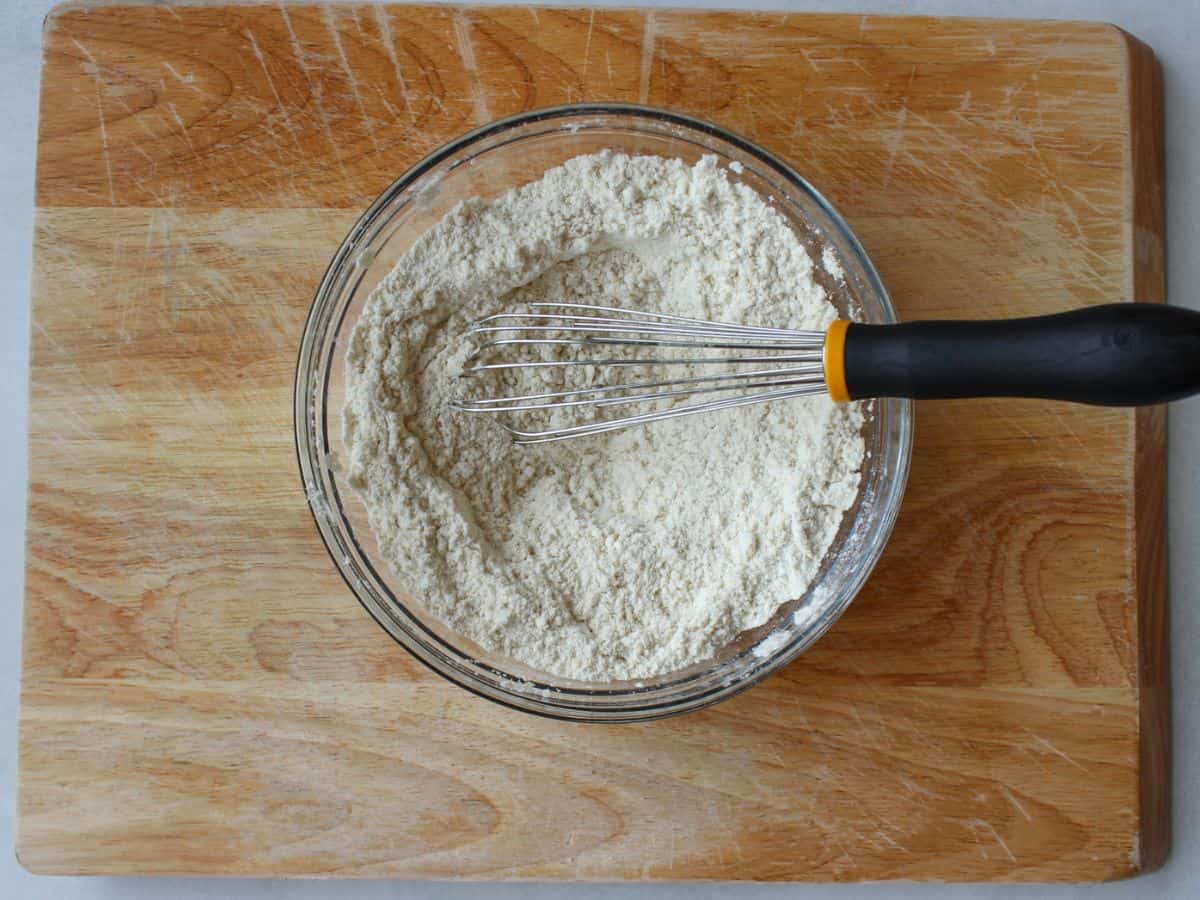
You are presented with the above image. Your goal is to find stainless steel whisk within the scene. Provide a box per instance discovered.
[452,301,1200,444]
[453,303,830,443]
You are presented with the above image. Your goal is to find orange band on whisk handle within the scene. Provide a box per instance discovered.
[823,320,851,404]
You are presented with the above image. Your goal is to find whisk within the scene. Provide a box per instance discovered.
[451,302,1200,444]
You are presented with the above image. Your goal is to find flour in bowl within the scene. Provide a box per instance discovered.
[343,152,864,681]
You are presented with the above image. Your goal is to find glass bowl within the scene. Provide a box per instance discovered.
[294,104,912,722]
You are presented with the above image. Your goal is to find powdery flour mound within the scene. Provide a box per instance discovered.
[343,152,864,681]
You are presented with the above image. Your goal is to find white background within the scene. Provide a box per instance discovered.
[2,0,1197,897]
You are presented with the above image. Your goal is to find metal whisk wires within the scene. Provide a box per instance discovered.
[452,303,828,444]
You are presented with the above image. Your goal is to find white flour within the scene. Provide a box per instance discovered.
[343,152,864,681]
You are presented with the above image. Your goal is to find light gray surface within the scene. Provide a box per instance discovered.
[2,0,1196,896]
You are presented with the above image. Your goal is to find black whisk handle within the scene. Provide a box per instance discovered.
[839,303,1200,406]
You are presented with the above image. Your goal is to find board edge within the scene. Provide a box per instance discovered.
[1120,23,1170,881]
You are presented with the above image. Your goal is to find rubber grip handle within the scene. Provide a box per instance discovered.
[842,303,1200,405]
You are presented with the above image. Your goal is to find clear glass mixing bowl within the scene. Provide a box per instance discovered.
[294,104,913,722]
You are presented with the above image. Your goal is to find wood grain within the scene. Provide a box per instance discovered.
[19,3,1166,881]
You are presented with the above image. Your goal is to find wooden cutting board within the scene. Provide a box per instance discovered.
[19,2,1166,881]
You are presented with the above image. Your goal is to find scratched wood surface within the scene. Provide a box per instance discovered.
[19,3,1166,881]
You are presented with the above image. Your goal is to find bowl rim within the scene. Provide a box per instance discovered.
[294,102,913,722]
